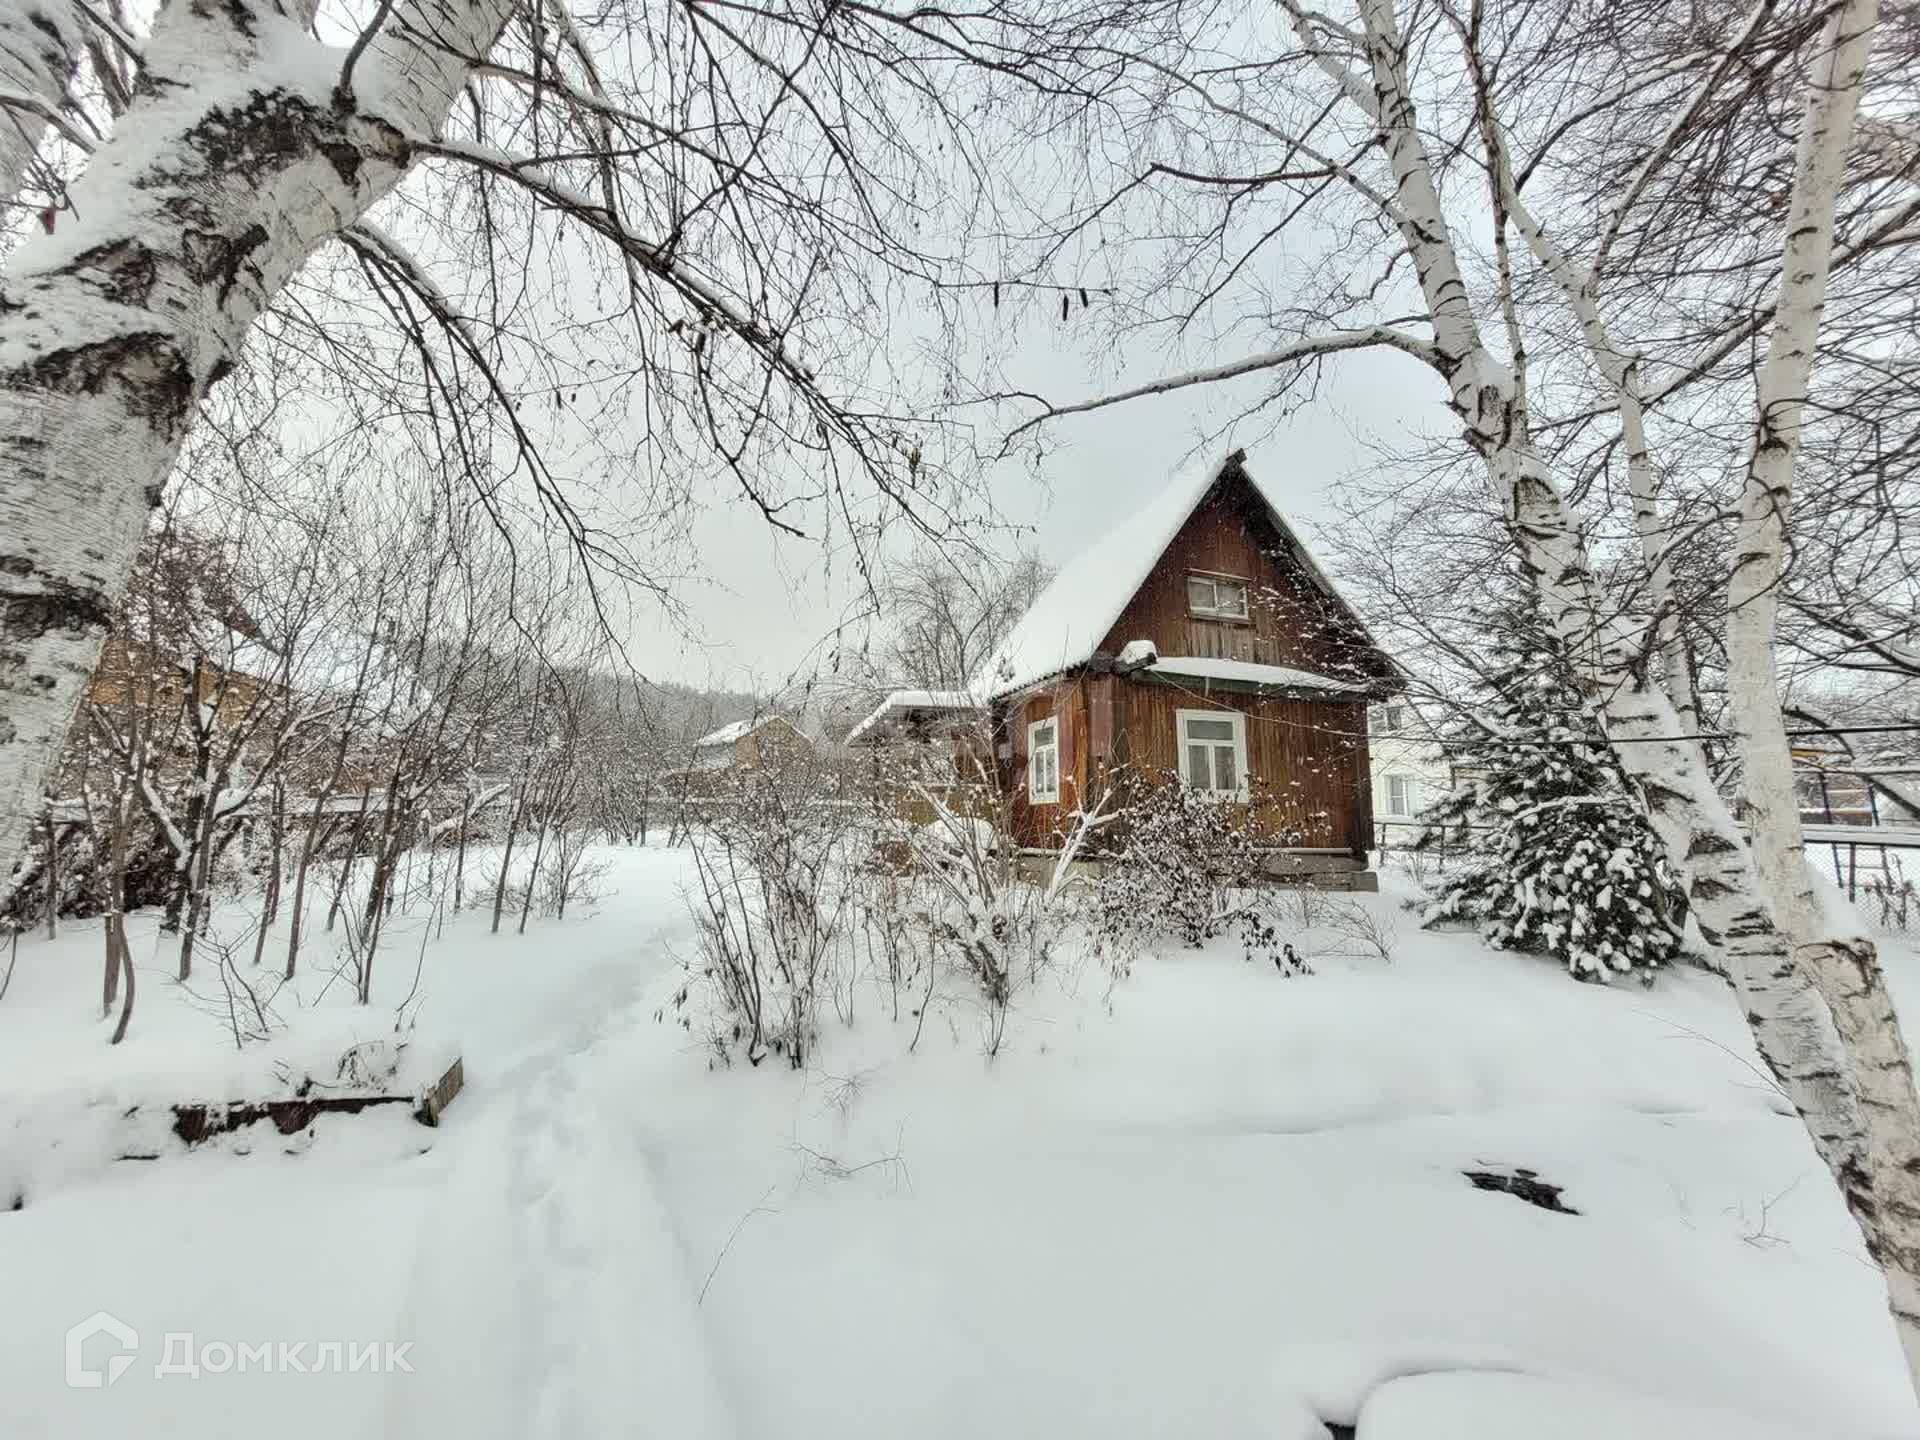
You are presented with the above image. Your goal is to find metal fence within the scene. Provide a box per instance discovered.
[1373,818,1918,935]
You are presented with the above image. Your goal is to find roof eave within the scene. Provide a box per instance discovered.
[1131,669,1376,702]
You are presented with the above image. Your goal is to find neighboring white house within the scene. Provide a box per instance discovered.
[1367,700,1452,830]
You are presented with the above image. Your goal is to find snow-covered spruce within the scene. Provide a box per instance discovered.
[1417,603,1685,982]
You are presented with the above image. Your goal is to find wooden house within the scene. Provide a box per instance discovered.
[976,449,1401,886]
[690,714,813,773]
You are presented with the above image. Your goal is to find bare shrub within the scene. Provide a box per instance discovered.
[538,831,609,919]
[1088,773,1308,975]
[1864,854,1915,935]
[1301,896,1399,965]
[879,798,1062,1056]
[675,763,855,1068]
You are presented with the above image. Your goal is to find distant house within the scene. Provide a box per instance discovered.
[1367,700,1453,828]
[974,449,1402,885]
[691,714,813,772]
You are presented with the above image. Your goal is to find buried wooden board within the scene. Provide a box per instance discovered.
[417,1056,465,1126]
[166,1057,466,1146]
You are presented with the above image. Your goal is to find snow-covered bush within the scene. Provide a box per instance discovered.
[1089,772,1308,974]
[882,798,1068,1053]
[674,762,857,1067]
[1,817,177,931]
[1417,607,1686,982]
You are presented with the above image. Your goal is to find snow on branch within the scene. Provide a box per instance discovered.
[418,137,826,390]
[1005,326,1440,439]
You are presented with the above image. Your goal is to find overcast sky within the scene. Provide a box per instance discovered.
[633,329,1446,695]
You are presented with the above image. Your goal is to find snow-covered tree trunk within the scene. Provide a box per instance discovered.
[1729,0,1878,948]
[1352,0,1920,1387]
[1721,0,1920,1377]
[0,0,511,895]
[0,0,86,207]
[1496,184,1698,734]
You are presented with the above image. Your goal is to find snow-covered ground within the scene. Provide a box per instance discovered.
[3,843,1918,1439]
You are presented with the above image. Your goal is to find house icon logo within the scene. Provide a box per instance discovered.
[65,1312,138,1388]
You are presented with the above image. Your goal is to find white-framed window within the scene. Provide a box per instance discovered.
[1185,572,1250,621]
[1027,716,1060,803]
[1373,704,1408,736]
[1386,773,1416,817]
[1176,708,1249,799]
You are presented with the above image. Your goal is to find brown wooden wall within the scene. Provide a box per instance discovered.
[1098,484,1383,680]
[998,675,1373,854]
[1004,678,1088,848]
[1115,681,1371,852]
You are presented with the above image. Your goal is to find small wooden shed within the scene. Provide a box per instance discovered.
[691,714,813,772]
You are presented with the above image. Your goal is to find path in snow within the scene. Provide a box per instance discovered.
[382,849,733,1440]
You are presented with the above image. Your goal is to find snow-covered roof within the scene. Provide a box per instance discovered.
[972,449,1392,700]
[694,714,804,749]
[844,689,980,745]
[1141,656,1370,696]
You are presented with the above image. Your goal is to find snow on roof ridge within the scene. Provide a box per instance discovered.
[694,714,797,748]
[973,452,1240,700]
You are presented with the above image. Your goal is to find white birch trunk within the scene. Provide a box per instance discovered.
[1728,0,1879,949]
[1722,0,1920,1379]
[1499,186,1699,733]
[0,0,512,892]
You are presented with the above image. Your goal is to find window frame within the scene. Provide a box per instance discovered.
[1027,714,1061,804]
[1386,773,1413,817]
[1175,707,1251,801]
[1184,570,1252,623]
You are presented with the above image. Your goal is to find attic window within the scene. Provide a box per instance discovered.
[1186,573,1249,621]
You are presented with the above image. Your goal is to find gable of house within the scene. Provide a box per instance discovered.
[1098,472,1393,685]
[975,450,1398,700]
[692,714,812,770]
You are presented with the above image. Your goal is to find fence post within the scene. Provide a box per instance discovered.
[44,817,58,940]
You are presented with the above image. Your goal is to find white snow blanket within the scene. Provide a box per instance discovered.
[1,849,1916,1439]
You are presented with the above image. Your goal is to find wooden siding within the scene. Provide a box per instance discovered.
[1115,681,1372,853]
[999,675,1372,855]
[1004,679,1088,849]
[732,718,813,769]
[1098,483,1383,680]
